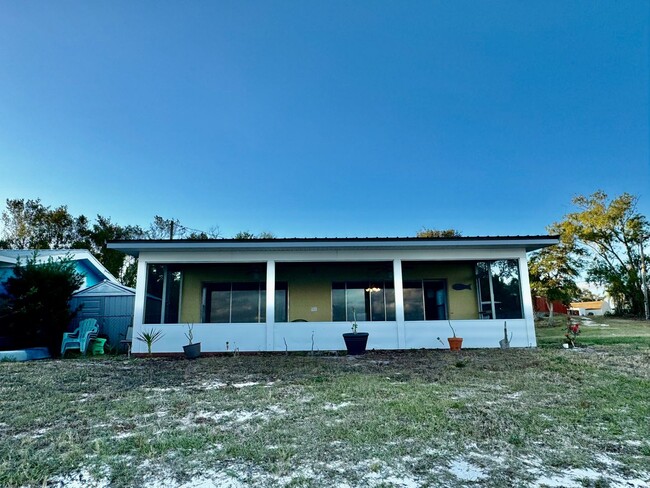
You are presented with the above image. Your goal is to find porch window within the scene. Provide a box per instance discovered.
[202,282,288,323]
[476,260,523,319]
[144,264,183,324]
[403,280,448,321]
[332,282,395,322]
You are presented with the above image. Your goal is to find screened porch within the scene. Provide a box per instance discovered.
[142,259,526,326]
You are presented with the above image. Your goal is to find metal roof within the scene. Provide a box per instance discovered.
[108,235,559,256]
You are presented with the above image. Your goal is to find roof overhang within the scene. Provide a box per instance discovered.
[0,249,120,284]
[0,254,16,265]
[108,235,559,257]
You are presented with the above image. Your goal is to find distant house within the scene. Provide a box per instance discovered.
[108,235,558,353]
[569,300,611,316]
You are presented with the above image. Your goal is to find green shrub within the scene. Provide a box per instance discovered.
[0,253,83,355]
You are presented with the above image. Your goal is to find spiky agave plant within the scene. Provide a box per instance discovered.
[136,329,164,355]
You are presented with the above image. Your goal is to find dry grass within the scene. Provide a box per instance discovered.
[0,320,649,487]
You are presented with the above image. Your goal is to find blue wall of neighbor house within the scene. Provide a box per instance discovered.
[0,260,106,295]
[0,267,13,294]
[75,260,105,288]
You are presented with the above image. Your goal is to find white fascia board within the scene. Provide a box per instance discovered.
[135,247,530,264]
[0,249,120,284]
[108,237,558,257]
[37,250,120,285]
[46,250,121,285]
[0,255,16,265]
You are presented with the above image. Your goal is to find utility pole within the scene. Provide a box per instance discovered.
[169,221,174,240]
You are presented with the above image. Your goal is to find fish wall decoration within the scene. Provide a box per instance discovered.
[452,283,471,291]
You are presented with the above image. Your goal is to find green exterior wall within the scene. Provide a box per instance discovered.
[402,261,478,320]
[177,261,478,322]
[276,263,393,322]
[179,263,266,323]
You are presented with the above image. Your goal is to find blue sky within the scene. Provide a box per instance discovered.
[0,1,648,238]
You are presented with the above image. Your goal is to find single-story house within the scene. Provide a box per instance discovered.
[107,235,558,354]
[0,249,120,294]
[569,300,611,316]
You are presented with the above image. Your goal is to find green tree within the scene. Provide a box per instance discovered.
[575,287,602,302]
[0,254,84,355]
[556,191,649,315]
[233,231,276,239]
[1,198,89,249]
[186,225,221,239]
[416,228,462,238]
[0,198,47,248]
[528,224,583,321]
[1,200,227,288]
[0,200,147,287]
[147,216,220,240]
[148,215,182,239]
[87,216,146,286]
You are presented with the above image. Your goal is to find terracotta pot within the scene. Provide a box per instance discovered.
[448,337,463,351]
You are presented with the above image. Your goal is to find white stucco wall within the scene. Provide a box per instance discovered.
[131,318,535,355]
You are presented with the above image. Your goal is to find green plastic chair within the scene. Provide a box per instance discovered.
[61,319,99,356]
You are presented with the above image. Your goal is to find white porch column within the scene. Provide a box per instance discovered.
[132,258,148,354]
[518,254,537,347]
[393,259,406,348]
[265,260,276,351]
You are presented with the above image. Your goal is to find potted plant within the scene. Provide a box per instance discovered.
[564,318,580,348]
[342,308,369,355]
[136,328,164,356]
[447,320,463,351]
[183,324,201,359]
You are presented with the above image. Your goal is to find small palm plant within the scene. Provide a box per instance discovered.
[136,328,164,356]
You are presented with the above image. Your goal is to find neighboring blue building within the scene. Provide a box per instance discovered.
[0,249,134,349]
[0,249,120,295]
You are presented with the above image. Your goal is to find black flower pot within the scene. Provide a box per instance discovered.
[183,342,201,359]
[342,332,369,355]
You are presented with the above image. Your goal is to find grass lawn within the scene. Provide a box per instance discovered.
[1,319,649,487]
[536,314,650,346]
